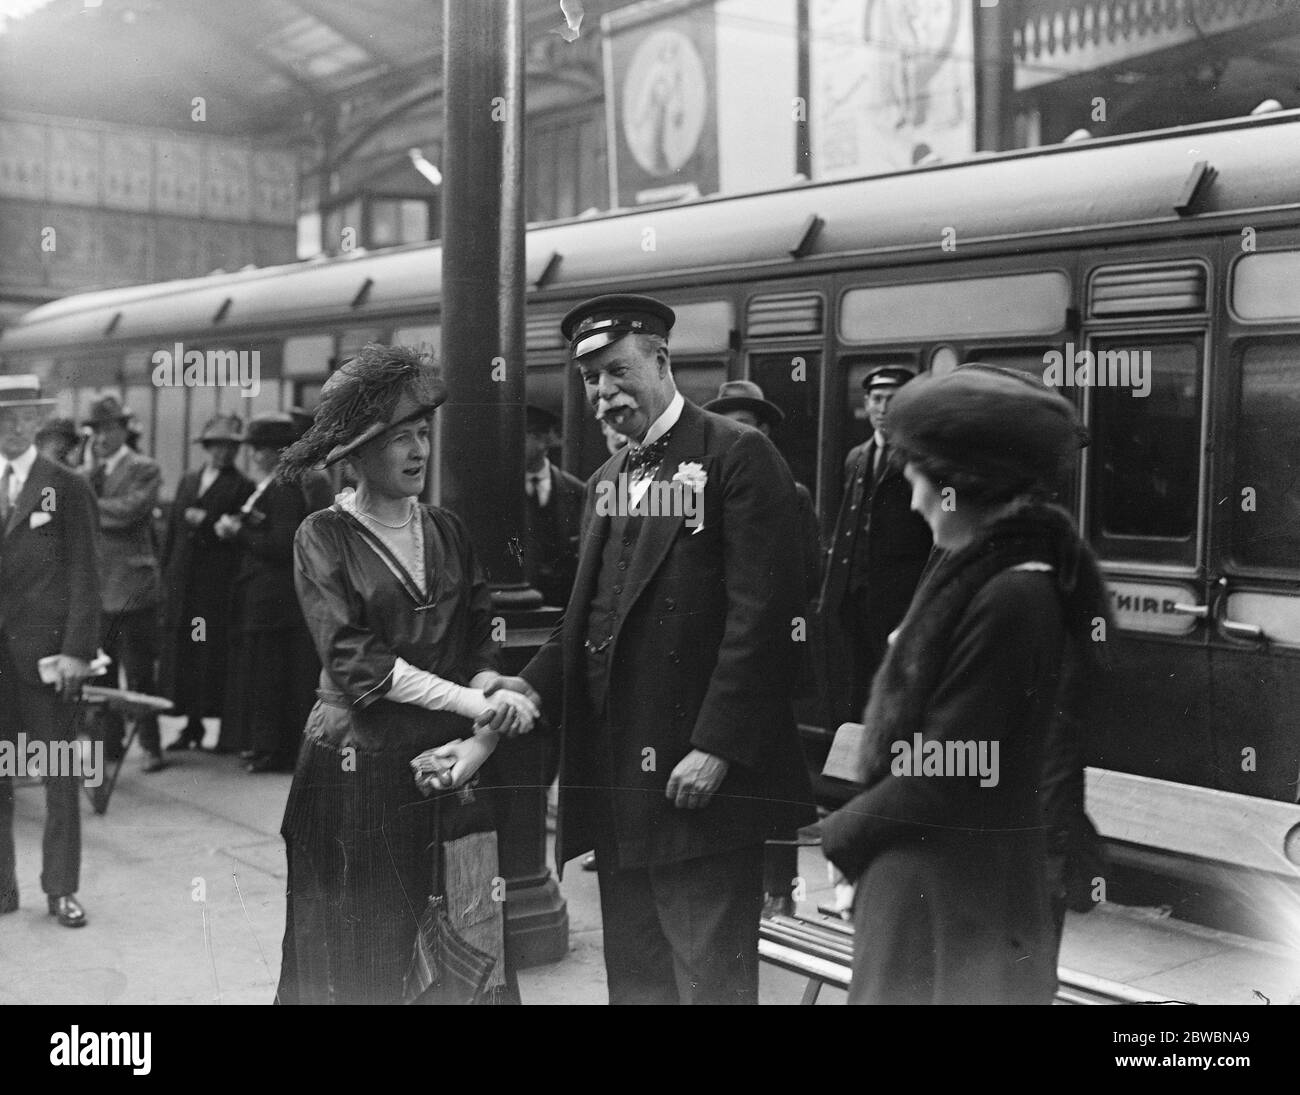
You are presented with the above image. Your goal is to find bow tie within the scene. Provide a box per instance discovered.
[624,431,673,475]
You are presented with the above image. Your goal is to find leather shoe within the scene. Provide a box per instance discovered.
[0,888,17,915]
[142,752,166,773]
[582,852,598,872]
[48,894,87,928]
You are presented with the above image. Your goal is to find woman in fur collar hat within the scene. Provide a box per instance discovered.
[274,344,538,1004]
[819,364,1109,1005]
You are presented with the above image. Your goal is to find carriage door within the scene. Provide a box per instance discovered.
[1211,248,1300,803]
[1079,258,1214,788]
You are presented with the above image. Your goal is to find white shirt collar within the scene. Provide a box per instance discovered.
[103,445,131,476]
[0,445,38,491]
[641,390,684,447]
[873,429,887,450]
[527,457,552,482]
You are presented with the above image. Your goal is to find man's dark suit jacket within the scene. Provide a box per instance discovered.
[522,399,816,873]
[0,453,101,692]
[524,462,585,608]
[231,475,334,632]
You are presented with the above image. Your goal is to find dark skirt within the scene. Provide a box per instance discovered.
[276,730,441,1004]
[218,626,319,758]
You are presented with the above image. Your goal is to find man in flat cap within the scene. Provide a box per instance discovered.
[158,414,254,751]
[0,376,101,927]
[523,404,585,609]
[820,365,933,721]
[82,395,166,772]
[492,294,815,1004]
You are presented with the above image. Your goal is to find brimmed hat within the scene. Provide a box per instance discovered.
[83,394,130,428]
[561,294,675,359]
[885,363,1084,490]
[0,375,56,409]
[703,379,784,428]
[244,413,300,450]
[194,413,244,445]
[862,364,915,392]
[278,344,447,478]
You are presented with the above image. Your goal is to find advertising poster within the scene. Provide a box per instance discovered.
[811,0,974,179]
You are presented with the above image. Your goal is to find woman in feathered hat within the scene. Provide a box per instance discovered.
[274,344,538,1005]
[819,364,1109,1005]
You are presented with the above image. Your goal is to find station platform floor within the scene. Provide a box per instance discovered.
[2,717,1297,1007]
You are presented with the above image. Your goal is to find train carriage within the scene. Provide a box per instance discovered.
[5,110,1300,926]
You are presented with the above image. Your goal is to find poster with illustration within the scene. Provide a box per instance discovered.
[811,0,974,179]
[604,0,719,205]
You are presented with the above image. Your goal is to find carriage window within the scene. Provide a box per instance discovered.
[1233,252,1300,321]
[749,351,821,498]
[1232,340,1300,571]
[670,359,726,412]
[840,272,1068,343]
[1090,337,1202,564]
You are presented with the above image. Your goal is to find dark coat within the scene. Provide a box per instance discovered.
[523,462,585,607]
[820,439,932,637]
[229,476,333,633]
[523,400,817,873]
[157,465,254,709]
[0,453,100,689]
[819,501,1106,1005]
[86,449,162,614]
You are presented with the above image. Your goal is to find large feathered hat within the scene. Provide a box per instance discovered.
[278,344,446,480]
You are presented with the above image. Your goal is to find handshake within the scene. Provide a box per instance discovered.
[470,675,543,739]
[411,676,543,794]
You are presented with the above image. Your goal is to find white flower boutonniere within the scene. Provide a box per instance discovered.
[672,461,707,535]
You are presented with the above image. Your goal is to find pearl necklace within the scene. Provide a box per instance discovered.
[356,499,417,528]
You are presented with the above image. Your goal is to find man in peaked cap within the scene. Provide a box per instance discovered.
[819,364,933,722]
[0,376,101,927]
[490,294,815,1004]
[158,415,254,751]
[82,394,167,772]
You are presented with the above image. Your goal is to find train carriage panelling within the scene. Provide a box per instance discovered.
[742,286,826,509]
[1077,249,1217,791]
[1214,242,1300,802]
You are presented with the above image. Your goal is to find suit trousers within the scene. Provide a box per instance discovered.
[100,607,160,755]
[0,642,81,900]
[841,589,890,717]
[596,842,764,1005]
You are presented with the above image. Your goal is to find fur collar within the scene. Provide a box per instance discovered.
[847,500,1108,785]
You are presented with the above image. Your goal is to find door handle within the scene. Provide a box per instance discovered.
[1170,602,1208,618]
[1213,578,1267,643]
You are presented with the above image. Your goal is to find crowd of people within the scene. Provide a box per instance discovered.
[0,289,1106,1005]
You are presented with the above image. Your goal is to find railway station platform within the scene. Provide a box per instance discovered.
[1,716,1297,1007]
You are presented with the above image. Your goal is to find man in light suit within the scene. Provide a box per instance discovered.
[492,295,815,1004]
[83,395,166,772]
[0,376,101,927]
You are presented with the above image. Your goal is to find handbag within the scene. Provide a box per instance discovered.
[404,788,502,1005]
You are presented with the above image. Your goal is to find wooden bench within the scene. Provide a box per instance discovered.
[758,911,1180,1004]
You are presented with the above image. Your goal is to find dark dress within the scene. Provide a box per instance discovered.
[276,502,501,1005]
[218,474,333,758]
[158,465,253,721]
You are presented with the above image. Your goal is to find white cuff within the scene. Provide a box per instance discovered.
[388,657,488,720]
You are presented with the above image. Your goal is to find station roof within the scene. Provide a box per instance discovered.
[0,0,609,137]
